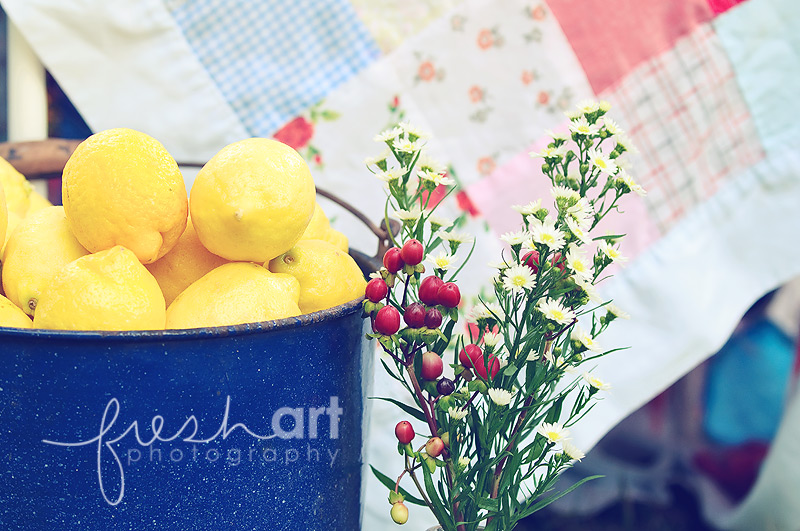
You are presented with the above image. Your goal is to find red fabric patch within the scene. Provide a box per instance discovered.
[547,0,714,93]
[706,0,748,14]
[455,190,480,217]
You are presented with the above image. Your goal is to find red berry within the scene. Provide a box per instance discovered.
[458,344,482,367]
[437,282,461,308]
[425,436,445,458]
[400,239,424,266]
[403,302,426,329]
[418,276,444,305]
[523,250,540,273]
[421,351,444,380]
[551,252,566,273]
[383,247,405,274]
[395,420,415,444]
[473,354,500,380]
[424,308,443,329]
[374,306,401,335]
[365,278,388,302]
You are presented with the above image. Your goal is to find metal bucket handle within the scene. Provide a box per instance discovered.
[0,138,396,274]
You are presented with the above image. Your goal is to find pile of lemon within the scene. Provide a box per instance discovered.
[0,128,366,331]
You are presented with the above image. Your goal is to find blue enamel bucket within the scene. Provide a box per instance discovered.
[0,288,373,530]
[0,141,390,530]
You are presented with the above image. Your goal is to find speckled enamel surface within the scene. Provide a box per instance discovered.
[0,299,372,530]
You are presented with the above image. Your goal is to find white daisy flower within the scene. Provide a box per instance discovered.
[448,407,468,421]
[394,138,424,154]
[511,199,542,216]
[562,440,586,461]
[374,127,402,143]
[565,216,592,245]
[598,240,627,263]
[364,149,391,167]
[598,100,612,112]
[488,388,514,407]
[615,133,638,154]
[576,99,600,114]
[530,146,558,159]
[565,245,592,281]
[487,260,508,271]
[573,276,602,303]
[419,169,455,186]
[587,148,618,176]
[537,422,570,444]
[606,303,630,320]
[530,219,566,250]
[502,264,537,293]
[457,456,471,469]
[568,116,601,136]
[570,325,602,353]
[500,230,530,246]
[602,116,623,136]
[427,251,457,271]
[428,214,452,230]
[567,197,594,225]
[392,207,423,223]
[583,372,611,391]
[482,332,502,348]
[469,302,504,322]
[436,230,474,244]
[376,167,405,183]
[564,107,584,120]
[398,121,430,140]
[551,185,580,202]
[616,171,647,197]
[418,153,446,174]
[536,298,575,325]
[545,129,569,142]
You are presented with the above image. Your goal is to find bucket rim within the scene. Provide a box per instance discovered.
[0,297,365,342]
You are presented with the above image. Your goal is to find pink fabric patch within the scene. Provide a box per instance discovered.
[706,0,748,14]
[466,127,660,263]
[547,0,714,93]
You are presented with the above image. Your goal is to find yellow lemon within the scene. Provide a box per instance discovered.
[0,294,32,328]
[301,202,332,241]
[145,216,229,306]
[2,210,22,254]
[166,262,301,329]
[321,227,349,253]
[62,128,188,264]
[0,181,7,245]
[190,138,315,262]
[0,156,31,217]
[299,202,348,252]
[2,206,89,316]
[268,239,366,314]
[25,190,52,216]
[33,245,166,331]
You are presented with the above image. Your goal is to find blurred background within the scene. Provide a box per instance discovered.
[1,0,799,529]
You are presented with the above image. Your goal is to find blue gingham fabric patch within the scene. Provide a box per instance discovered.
[164,0,380,137]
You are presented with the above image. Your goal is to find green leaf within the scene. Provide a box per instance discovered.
[320,109,340,120]
[421,458,455,530]
[369,465,427,507]
[519,475,603,518]
[476,496,500,512]
[369,396,426,423]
